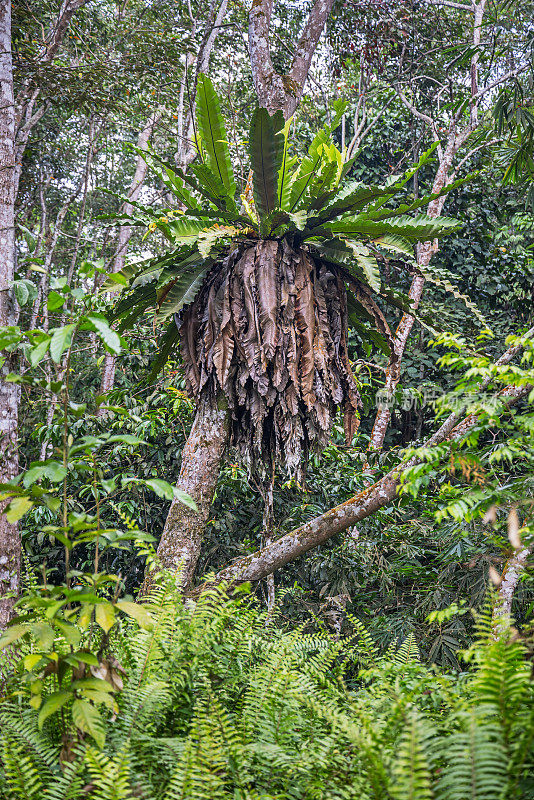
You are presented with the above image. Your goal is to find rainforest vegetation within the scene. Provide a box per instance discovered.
[1,0,534,797]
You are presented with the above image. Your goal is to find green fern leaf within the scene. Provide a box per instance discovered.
[392,711,435,800]
[156,260,211,323]
[196,74,236,196]
[435,711,507,800]
[249,106,285,229]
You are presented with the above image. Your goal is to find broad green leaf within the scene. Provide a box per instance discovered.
[196,73,236,195]
[11,280,30,306]
[78,603,94,631]
[31,621,55,650]
[105,434,146,447]
[188,163,233,210]
[288,210,307,230]
[197,225,239,258]
[288,150,324,213]
[86,314,121,354]
[72,650,99,666]
[72,699,105,748]
[81,690,116,710]
[156,262,210,323]
[23,460,67,488]
[146,321,180,382]
[0,624,28,649]
[6,495,33,522]
[0,325,22,349]
[19,223,37,252]
[344,240,381,292]
[12,278,38,306]
[249,107,285,228]
[29,336,51,367]
[54,619,82,647]
[165,217,206,246]
[143,477,175,500]
[311,181,396,225]
[135,147,201,209]
[277,116,294,206]
[115,600,154,630]
[71,678,115,692]
[373,234,414,258]
[95,602,116,634]
[47,290,65,311]
[50,324,75,364]
[38,690,72,729]
[321,213,460,241]
[173,487,198,511]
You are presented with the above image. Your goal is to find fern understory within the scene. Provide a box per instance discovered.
[0,583,533,800]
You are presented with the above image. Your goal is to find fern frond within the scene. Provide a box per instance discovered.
[392,710,435,800]
[435,710,507,800]
[84,744,134,800]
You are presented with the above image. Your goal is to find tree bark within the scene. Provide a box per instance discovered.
[493,546,532,633]
[147,393,229,591]
[248,0,335,118]
[0,0,19,629]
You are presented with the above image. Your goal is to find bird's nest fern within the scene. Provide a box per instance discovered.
[104,74,464,474]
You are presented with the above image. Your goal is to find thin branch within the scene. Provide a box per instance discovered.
[289,0,336,87]
[394,85,441,149]
[450,137,501,179]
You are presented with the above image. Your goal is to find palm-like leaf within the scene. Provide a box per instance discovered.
[196,74,236,196]
[249,107,285,230]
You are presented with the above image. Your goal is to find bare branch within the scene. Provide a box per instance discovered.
[38,0,88,64]
[289,0,336,87]
[469,1,487,128]
[394,85,441,150]
[177,0,230,168]
[474,64,531,104]
[347,96,395,161]
[197,0,229,76]
[450,137,501,179]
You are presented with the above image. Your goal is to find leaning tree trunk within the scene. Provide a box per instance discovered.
[148,393,229,591]
[0,0,19,629]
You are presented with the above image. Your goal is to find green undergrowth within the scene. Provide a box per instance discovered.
[1,580,533,799]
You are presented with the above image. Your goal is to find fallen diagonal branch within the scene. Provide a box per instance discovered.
[196,332,533,589]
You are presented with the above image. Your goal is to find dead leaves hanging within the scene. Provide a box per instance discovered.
[179,239,361,475]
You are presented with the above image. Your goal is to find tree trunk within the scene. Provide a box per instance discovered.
[153,0,335,592]
[0,0,19,629]
[148,394,229,591]
[248,0,335,119]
